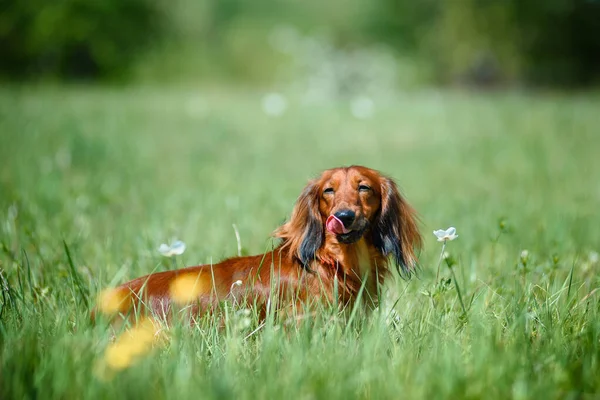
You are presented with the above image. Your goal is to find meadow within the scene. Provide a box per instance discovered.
[1,85,599,399]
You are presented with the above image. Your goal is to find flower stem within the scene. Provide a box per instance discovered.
[435,241,447,282]
[449,265,468,317]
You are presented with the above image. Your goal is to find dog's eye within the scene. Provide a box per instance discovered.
[358,185,371,192]
[323,188,334,195]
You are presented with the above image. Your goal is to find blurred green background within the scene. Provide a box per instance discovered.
[2,0,599,87]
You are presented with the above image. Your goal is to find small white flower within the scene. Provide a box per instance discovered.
[590,251,599,264]
[229,280,244,305]
[520,250,529,259]
[262,93,287,117]
[433,227,458,242]
[158,240,186,257]
[230,280,243,293]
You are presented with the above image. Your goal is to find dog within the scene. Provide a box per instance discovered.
[96,166,422,322]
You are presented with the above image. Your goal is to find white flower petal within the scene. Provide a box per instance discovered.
[158,244,171,256]
[433,230,446,238]
[170,241,186,255]
[434,227,458,241]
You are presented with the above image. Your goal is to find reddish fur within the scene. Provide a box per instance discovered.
[99,166,422,321]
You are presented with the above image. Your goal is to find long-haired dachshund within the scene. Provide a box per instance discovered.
[97,166,422,321]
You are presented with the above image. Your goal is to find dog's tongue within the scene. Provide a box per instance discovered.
[326,215,350,235]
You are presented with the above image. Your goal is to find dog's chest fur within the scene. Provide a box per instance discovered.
[354,239,373,277]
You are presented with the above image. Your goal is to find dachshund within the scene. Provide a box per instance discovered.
[96,166,422,322]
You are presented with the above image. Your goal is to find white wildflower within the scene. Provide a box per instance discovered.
[158,240,186,257]
[230,280,243,292]
[433,227,458,242]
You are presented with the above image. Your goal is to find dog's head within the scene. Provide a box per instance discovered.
[275,166,422,274]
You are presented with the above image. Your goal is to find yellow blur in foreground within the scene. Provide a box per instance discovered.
[104,317,161,371]
[169,273,209,305]
[97,287,131,315]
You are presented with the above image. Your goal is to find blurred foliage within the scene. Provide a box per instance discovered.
[0,0,165,79]
[511,0,600,86]
[372,0,600,86]
[1,0,599,86]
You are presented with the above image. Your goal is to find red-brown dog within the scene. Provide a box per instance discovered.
[97,166,422,321]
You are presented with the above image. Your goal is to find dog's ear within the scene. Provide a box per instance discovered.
[372,177,422,275]
[274,180,323,270]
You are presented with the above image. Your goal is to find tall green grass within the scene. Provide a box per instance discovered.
[1,86,599,399]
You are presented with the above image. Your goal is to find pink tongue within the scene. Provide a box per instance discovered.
[326,215,350,234]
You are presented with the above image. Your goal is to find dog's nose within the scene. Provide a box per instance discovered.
[334,210,356,228]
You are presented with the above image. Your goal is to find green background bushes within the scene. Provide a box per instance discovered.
[371,0,600,87]
[0,0,166,79]
[1,0,599,86]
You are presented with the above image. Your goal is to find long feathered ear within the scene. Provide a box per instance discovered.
[274,181,323,270]
[372,177,422,275]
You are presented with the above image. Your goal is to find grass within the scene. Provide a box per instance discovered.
[1,85,599,399]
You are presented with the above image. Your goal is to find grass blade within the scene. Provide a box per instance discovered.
[63,240,89,309]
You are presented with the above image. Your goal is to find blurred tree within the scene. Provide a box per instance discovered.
[0,0,165,79]
[1,0,598,86]
[510,0,600,86]
[372,0,600,87]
